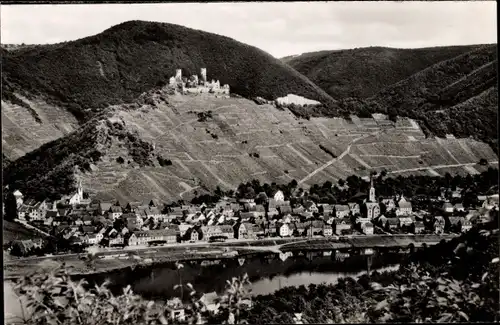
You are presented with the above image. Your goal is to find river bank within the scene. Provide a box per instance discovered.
[4,234,455,279]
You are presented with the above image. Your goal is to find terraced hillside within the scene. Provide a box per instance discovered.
[2,95,79,159]
[283,45,482,99]
[2,20,334,124]
[4,90,497,203]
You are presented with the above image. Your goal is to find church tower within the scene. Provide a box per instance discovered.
[175,69,182,82]
[200,68,207,84]
[77,178,83,201]
[369,176,376,203]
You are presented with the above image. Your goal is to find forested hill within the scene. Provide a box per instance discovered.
[283,45,483,99]
[2,20,334,123]
[369,45,498,151]
[282,44,498,151]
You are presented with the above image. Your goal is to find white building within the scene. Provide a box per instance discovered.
[69,180,84,206]
[13,190,24,208]
[362,222,374,235]
[273,190,285,202]
[396,195,412,216]
[276,223,290,237]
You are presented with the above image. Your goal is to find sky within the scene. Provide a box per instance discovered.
[1,1,497,58]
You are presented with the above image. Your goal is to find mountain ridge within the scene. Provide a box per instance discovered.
[2,20,335,124]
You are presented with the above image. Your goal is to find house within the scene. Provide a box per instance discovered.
[321,204,334,216]
[292,222,307,237]
[233,222,256,240]
[477,195,487,202]
[304,201,318,213]
[202,226,223,241]
[219,225,234,239]
[278,205,292,216]
[272,190,285,202]
[461,219,472,233]
[250,204,266,218]
[17,206,29,220]
[80,225,97,235]
[396,196,412,216]
[109,234,124,246]
[123,213,143,230]
[381,199,396,211]
[82,214,94,225]
[251,224,264,236]
[11,239,44,256]
[434,216,445,234]
[200,292,220,314]
[334,218,352,235]
[362,222,374,235]
[334,205,350,219]
[385,218,399,231]
[447,217,464,232]
[305,220,325,237]
[356,217,371,226]
[398,217,414,228]
[348,202,360,215]
[292,206,305,215]
[374,215,387,227]
[184,227,203,242]
[84,234,101,245]
[453,203,465,212]
[146,229,177,243]
[482,194,499,210]
[128,231,152,246]
[45,210,58,220]
[108,206,123,220]
[323,225,334,237]
[58,208,70,217]
[13,190,24,208]
[451,188,462,199]
[365,202,380,219]
[413,221,425,234]
[28,205,44,221]
[275,222,290,237]
[442,202,454,213]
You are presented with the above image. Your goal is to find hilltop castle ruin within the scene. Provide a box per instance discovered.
[169,68,230,97]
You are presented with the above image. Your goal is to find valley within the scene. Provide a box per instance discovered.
[27,91,495,203]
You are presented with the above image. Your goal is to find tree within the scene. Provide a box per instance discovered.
[4,190,18,221]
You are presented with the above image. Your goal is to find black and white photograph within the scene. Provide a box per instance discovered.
[2,1,499,324]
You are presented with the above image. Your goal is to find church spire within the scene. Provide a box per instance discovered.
[369,175,376,203]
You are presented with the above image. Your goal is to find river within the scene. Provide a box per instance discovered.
[4,250,404,322]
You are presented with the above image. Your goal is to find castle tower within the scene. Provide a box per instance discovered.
[200,68,207,83]
[175,69,182,82]
[369,176,376,203]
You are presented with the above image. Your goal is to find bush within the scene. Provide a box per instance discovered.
[10,263,254,325]
[116,156,125,164]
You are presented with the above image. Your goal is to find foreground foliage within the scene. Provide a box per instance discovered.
[243,224,499,324]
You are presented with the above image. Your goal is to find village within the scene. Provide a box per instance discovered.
[6,173,499,258]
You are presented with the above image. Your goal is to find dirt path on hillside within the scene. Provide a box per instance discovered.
[387,161,498,175]
[297,131,380,185]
